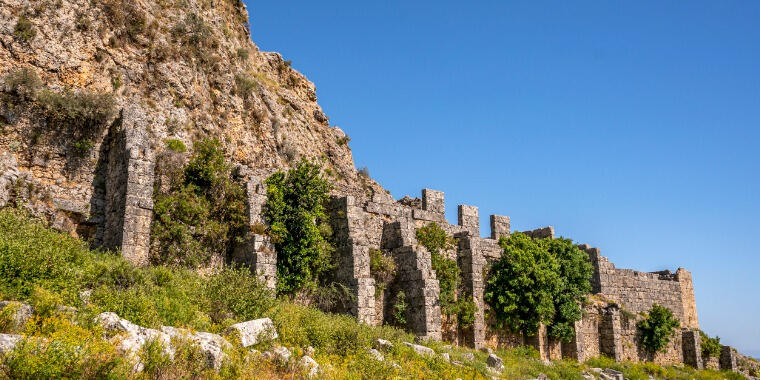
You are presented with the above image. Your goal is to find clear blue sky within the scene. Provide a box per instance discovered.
[244,1,760,356]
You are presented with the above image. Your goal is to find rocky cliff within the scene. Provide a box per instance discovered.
[0,0,390,238]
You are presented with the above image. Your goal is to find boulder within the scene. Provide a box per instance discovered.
[305,345,315,356]
[299,355,319,378]
[404,342,435,357]
[264,346,292,365]
[440,352,450,362]
[0,333,22,354]
[0,301,33,332]
[226,318,278,347]
[486,353,504,371]
[462,352,475,361]
[603,368,624,380]
[368,348,384,361]
[96,312,173,372]
[161,326,231,370]
[375,338,394,351]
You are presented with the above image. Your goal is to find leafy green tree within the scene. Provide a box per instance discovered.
[544,238,593,341]
[484,232,560,336]
[264,160,333,295]
[151,139,247,267]
[637,304,680,353]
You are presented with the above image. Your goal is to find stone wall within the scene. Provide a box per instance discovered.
[580,245,699,330]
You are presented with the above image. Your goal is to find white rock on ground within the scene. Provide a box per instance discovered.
[462,352,475,361]
[440,352,450,362]
[602,368,624,380]
[375,338,394,351]
[486,353,504,371]
[264,346,292,365]
[160,326,232,370]
[368,348,384,361]
[299,355,319,378]
[225,318,278,347]
[96,312,174,372]
[0,333,23,354]
[404,342,435,357]
[0,301,33,331]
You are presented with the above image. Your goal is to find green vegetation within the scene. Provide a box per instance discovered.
[171,13,219,68]
[0,207,747,379]
[369,248,396,294]
[391,291,408,328]
[2,68,115,156]
[165,138,187,153]
[264,160,334,295]
[637,304,680,353]
[102,0,146,44]
[700,329,722,359]
[14,15,35,43]
[416,223,477,328]
[234,73,259,100]
[151,139,247,268]
[484,232,592,342]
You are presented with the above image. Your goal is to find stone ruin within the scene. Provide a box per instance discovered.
[0,132,741,372]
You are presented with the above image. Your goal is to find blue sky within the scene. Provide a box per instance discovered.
[244,1,760,356]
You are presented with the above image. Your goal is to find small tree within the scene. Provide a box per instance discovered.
[700,330,721,359]
[264,160,333,295]
[544,238,593,342]
[637,304,680,353]
[484,232,560,336]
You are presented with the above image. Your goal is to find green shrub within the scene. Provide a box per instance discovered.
[151,139,247,267]
[637,304,680,353]
[102,0,146,44]
[391,291,407,328]
[484,232,591,342]
[700,330,721,358]
[369,248,396,293]
[264,160,333,295]
[543,237,593,342]
[36,89,116,137]
[3,67,41,101]
[171,13,218,67]
[484,232,561,336]
[14,15,35,43]
[235,73,259,99]
[236,48,249,60]
[165,138,187,153]
[72,139,94,157]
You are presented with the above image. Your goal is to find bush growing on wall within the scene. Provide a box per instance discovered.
[637,304,680,353]
[415,222,476,326]
[264,160,333,296]
[151,139,247,267]
[700,330,722,359]
[483,232,592,341]
[369,248,396,294]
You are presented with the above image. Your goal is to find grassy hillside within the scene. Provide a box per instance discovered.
[0,207,747,379]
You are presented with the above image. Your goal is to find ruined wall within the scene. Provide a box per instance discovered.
[581,245,699,330]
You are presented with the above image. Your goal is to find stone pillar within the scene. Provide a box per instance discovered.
[579,244,604,294]
[676,268,699,329]
[386,219,442,340]
[230,172,277,291]
[456,232,485,348]
[490,215,510,240]
[328,196,375,325]
[719,345,737,372]
[563,319,586,362]
[682,329,703,369]
[600,305,623,361]
[103,114,154,266]
[422,188,444,214]
[457,205,479,236]
[233,234,277,290]
[525,324,551,361]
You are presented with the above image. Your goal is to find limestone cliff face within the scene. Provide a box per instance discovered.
[0,0,390,236]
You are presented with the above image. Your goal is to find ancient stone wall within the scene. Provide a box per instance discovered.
[580,245,699,330]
